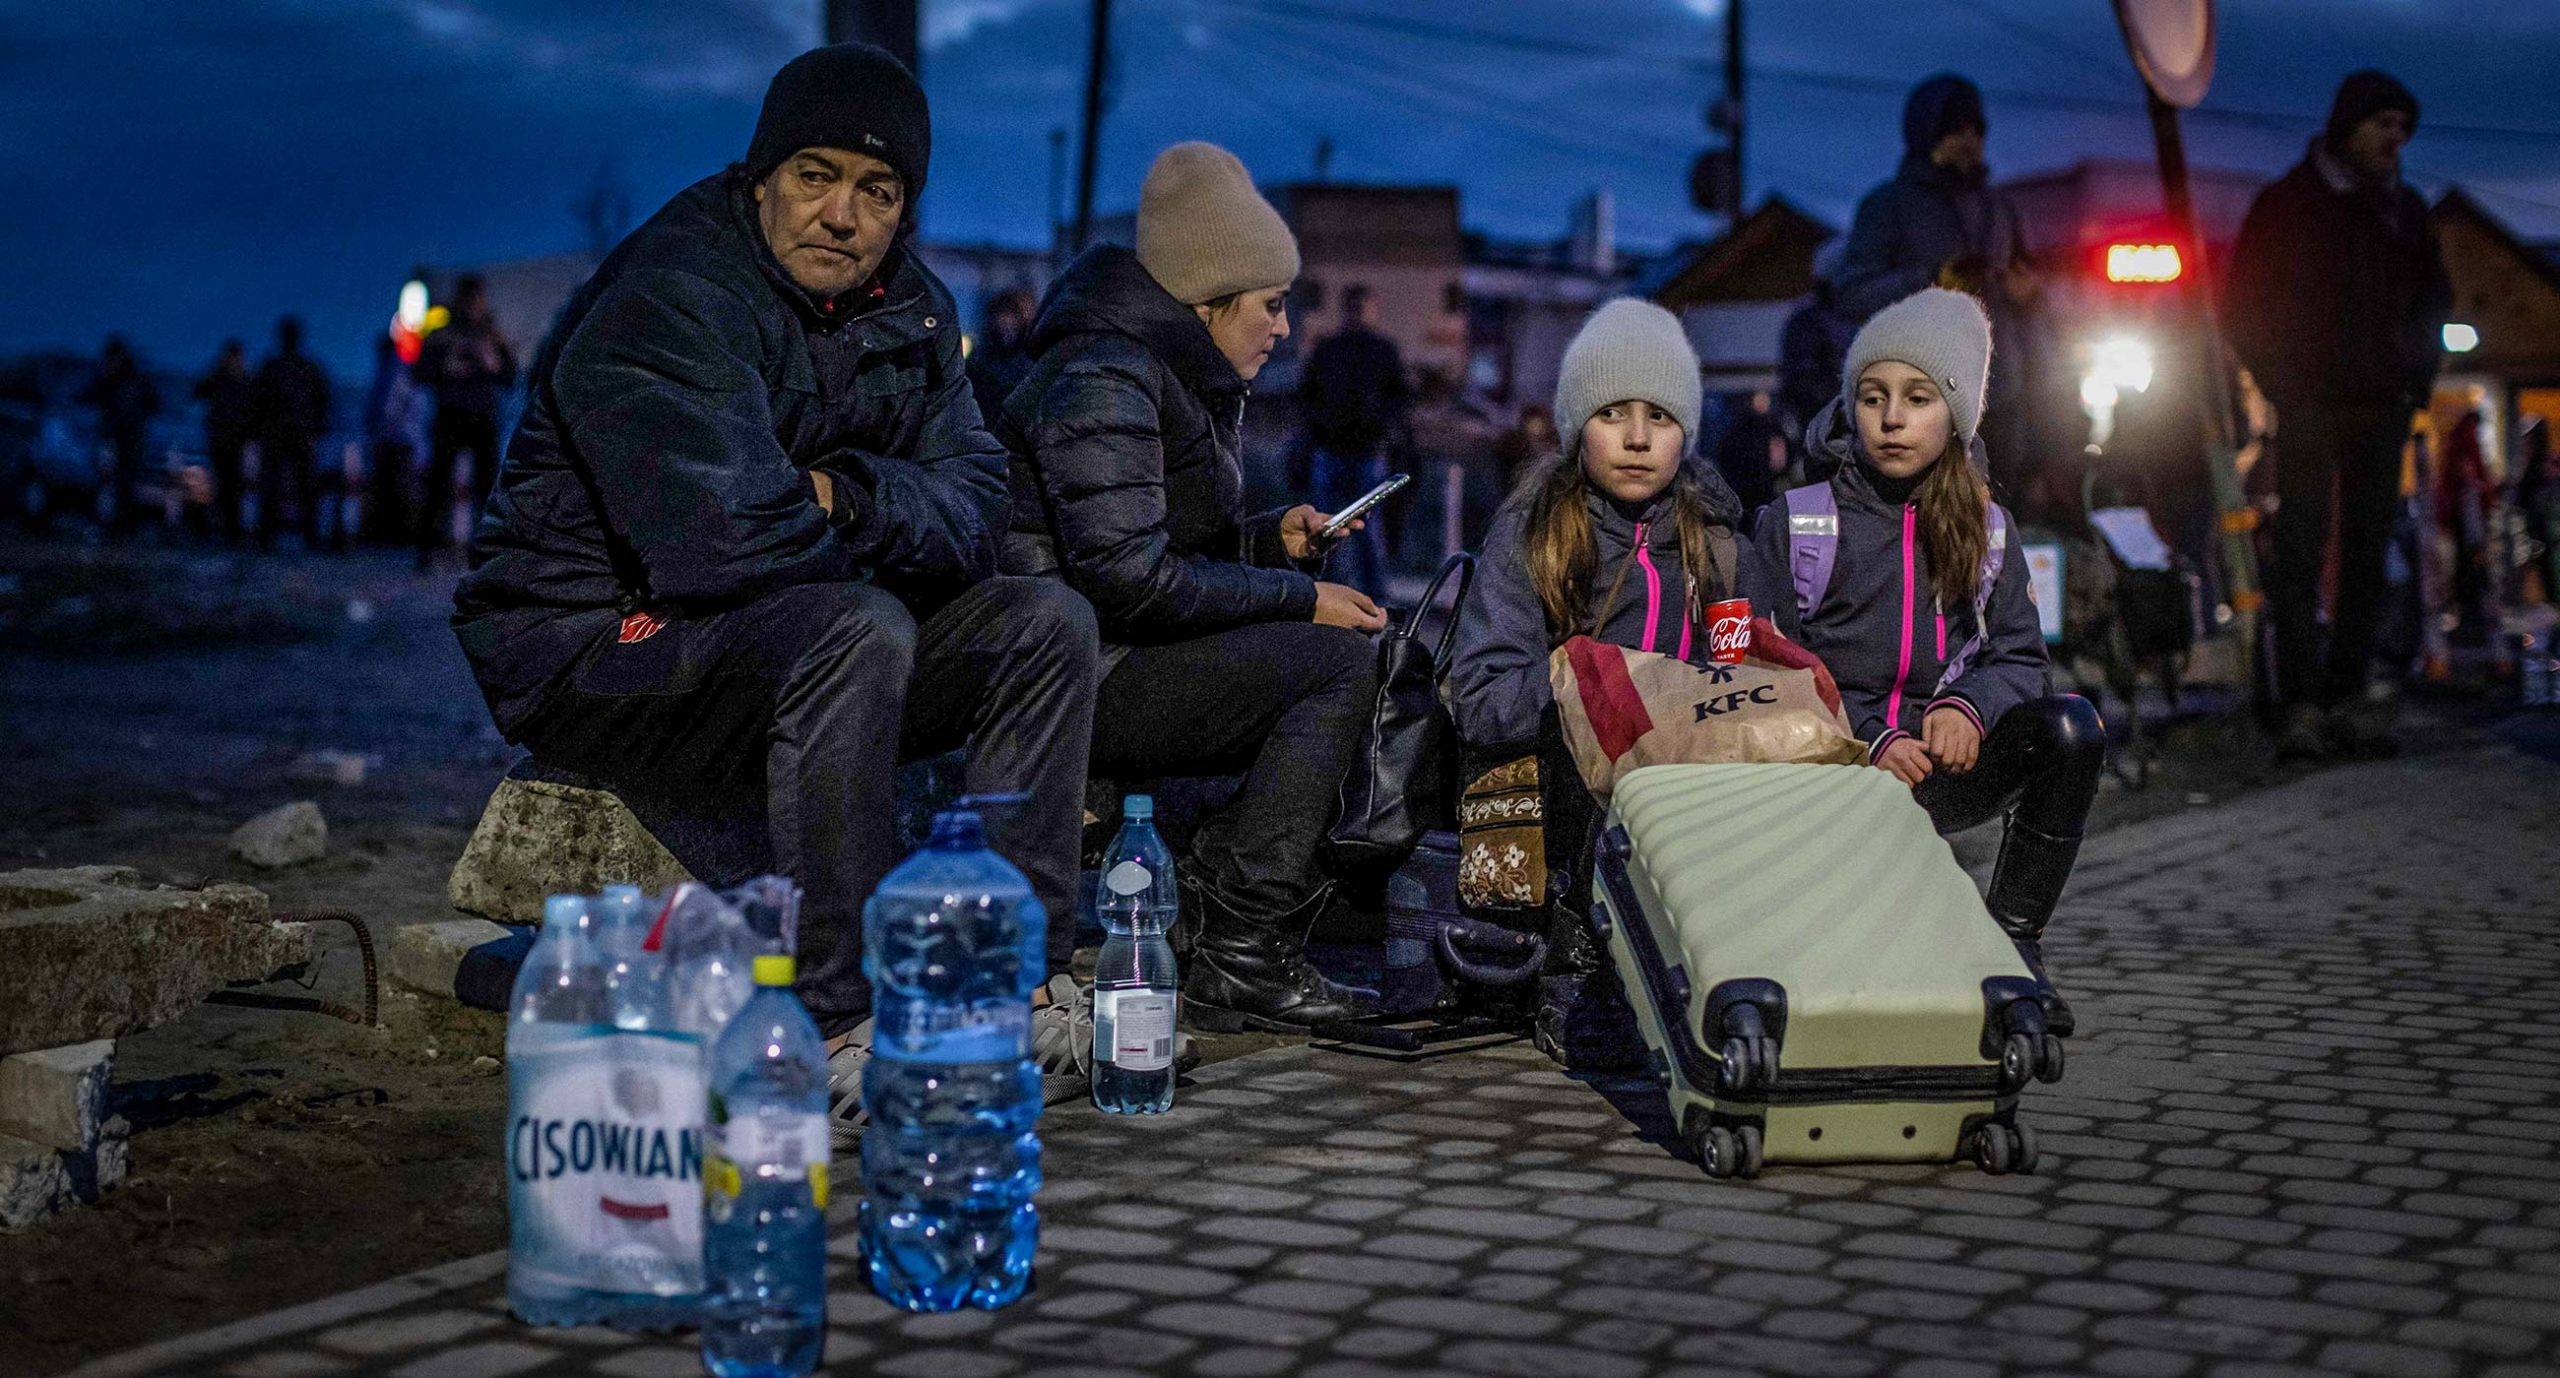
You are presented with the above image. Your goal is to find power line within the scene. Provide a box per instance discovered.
[1171,0,2560,143]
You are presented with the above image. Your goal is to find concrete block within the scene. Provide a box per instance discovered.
[0,867,314,1056]
[446,778,690,924]
[230,800,328,868]
[388,918,516,999]
[0,1115,130,1229]
[0,1039,113,1150]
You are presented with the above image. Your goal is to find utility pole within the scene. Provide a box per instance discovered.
[1073,0,1113,252]
[1723,0,1745,218]
[825,0,918,75]
[1048,127,1070,264]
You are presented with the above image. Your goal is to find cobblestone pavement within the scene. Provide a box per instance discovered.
[70,742,2560,1378]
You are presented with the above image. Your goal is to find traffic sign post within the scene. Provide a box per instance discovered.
[2112,0,2264,701]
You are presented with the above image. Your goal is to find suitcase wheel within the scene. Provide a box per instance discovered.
[1969,1119,2039,1176]
[2038,1034,2066,1085]
[1688,1119,1765,1180]
[1998,1032,2040,1094]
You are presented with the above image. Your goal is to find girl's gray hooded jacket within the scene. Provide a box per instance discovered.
[1448,462,1761,750]
[1740,398,2049,760]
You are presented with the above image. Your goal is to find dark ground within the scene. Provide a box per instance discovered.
[0,532,2523,1377]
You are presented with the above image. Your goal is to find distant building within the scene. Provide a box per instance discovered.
[1651,196,1837,395]
[1464,191,1639,411]
[1268,182,1471,389]
[2431,187,2560,478]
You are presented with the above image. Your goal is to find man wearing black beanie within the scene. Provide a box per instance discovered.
[453,44,1102,1128]
[2225,67,2451,758]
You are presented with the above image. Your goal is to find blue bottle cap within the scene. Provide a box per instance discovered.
[1123,794,1154,821]
[542,893,590,928]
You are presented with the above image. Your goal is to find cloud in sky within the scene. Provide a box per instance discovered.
[0,0,2554,374]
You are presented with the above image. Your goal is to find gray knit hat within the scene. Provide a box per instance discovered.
[1135,142,1300,305]
[1554,298,1704,461]
[1842,287,1994,443]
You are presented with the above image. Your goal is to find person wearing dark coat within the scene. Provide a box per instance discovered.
[1711,390,1786,526]
[1000,142,1384,1034]
[1744,289,2101,1035]
[194,339,254,543]
[248,316,332,549]
[1833,75,2054,515]
[83,336,160,534]
[1298,283,1410,595]
[416,275,518,565]
[964,285,1038,426]
[451,44,1100,1125]
[2223,68,2452,756]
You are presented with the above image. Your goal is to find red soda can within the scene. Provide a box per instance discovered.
[1704,598,1753,663]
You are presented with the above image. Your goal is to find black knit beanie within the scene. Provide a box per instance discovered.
[2325,69,2419,149]
[745,43,931,200]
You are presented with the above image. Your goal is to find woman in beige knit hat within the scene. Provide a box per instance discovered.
[993,141,1384,1034]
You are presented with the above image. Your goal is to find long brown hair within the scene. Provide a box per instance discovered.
[1913,444,1991,609]
[1522,458,1730,647]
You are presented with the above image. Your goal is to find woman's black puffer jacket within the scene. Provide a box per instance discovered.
[996,244,1315,644]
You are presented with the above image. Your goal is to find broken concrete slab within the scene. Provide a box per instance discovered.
[0,866,315,1055]
[447,777,690,924]
[230,800,328,868]
[1,1115,129,1230]
[388,918,517,1001]
[0,1039,113,1151]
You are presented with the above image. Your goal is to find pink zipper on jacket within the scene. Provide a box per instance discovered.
[1633,520,1664,654]
[1887,502,1917,729]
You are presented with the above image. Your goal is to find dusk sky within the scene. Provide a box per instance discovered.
[5,0,2558,377]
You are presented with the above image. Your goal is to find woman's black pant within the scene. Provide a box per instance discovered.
[1913,693,2105,937]
[1090,621,1377,921]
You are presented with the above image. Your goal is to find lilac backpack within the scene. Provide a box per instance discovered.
[1782,483,2008,693]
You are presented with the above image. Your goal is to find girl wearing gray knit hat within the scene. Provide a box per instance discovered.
[1744,286,2099,1037]
[994,141,1383,1036]
[1444,298,1767,1069]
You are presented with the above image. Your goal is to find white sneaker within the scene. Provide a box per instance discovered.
[825,1016,873,1149]
[1031,974,1094,1106]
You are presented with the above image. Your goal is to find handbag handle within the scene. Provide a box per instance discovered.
[1404,552,1477,667]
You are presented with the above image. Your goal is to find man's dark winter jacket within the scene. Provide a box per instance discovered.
[2223,139,2451,410]
[1448,462,1753,750]
[997,244,1315,645]
[419,318,519,418]
[249,353,330,447]
[1832,78,2031,326]
[453,170,1007,733]
[1300,324,1409,457]
[1743,400,2048,759]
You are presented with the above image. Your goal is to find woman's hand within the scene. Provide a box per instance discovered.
[1280,503,1360,561]
[1922,705,1982,775]
[1875,736,1934,788]
[1312,580,1387,632]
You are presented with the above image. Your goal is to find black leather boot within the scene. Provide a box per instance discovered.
[1181,877,1380,1032]
[1533,892,1648,1072]
[1987,816,2081,1037]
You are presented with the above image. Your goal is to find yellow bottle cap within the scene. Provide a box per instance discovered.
[753,954,796,986]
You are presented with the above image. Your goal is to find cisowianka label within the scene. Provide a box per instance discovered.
[1094,988,1175,1072]
[506,1024,707,1299]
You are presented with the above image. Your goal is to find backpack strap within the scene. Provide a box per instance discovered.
[1935,502,2010,693]
[1782,483,1839,626]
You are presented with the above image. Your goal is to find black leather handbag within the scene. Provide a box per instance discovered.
[1327,553,1476,867]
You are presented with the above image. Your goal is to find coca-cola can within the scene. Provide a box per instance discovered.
[1705,598,1753,664]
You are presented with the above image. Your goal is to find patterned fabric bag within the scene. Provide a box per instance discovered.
[1456,752,1545,917]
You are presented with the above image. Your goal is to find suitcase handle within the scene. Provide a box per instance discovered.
[1434,916,1547,987]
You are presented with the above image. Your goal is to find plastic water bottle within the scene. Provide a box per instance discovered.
[508,892,707,1330]
[595,884,667,1031]
[1092,796,1179,1115]
[506,895,613,1326]
[859,807,1044,1312]
[701,951,831,1377]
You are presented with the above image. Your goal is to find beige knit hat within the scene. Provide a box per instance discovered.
[1135,142,1300,305]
